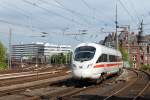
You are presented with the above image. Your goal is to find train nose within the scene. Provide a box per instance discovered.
[72,69,92,79]
[81,70,91,78]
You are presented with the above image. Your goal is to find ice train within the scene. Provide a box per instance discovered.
[71,43,123,83]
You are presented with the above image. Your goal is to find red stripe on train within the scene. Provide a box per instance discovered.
[94,63,122,68]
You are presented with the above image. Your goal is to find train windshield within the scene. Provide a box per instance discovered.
[74,46,96,61]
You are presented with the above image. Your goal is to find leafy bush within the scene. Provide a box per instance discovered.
[0,41,7,70]
[0,62,7,70]
[50,52,72,64]
[119,47,129,61]
[119,46,131,67]
[140,64,150,71]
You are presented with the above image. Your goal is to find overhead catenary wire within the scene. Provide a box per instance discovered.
[22,0,83,26]
[80,0,96,26]
[38,0,114,33]
[81,0,91,10]
[39,0,110,27]
[0,19,33,29]
[53,0,91,25]
[128,0,141,22]
[1,0,143,38]
[0,2,29,18]
[118,0,137,24]
[80,0,114,25]
[127,0,150,32]
[23,0,114,33]
[120,0,141,32]
[0,1,60,32]
[38,0,92,27]
[0,18,46,35]
[0,1,35,31]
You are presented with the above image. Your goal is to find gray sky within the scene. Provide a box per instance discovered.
[0,0,150,48]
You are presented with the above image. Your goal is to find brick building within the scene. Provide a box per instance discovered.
[119,27,150,68]
[102,27,150,68]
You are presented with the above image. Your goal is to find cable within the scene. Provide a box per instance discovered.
[0,19,29,28]
[81,0,91,10]
[53,0,92,25]
[0,18,43,33]
[0,2,29,18]
[118,0,137,24]
[0,1,58,32]
[39,0,109,27]
[39,0,114,31]
[40,0,91,25]
[22,0,83,26]
[80,0,114,26]
[128,0,140,22]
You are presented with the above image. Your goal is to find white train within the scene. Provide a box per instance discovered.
[71,42,123,83]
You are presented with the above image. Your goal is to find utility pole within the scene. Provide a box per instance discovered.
[138,19,144,67]
[8,28,12,69]
[115,2,119,50]
[127,25,130,65]
[140,19,143,36]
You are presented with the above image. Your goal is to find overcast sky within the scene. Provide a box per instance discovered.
[0,0,150,48]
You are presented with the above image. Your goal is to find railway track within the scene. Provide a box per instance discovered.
[0,66,71,97]
[0,69,149,100]
[18,72,120,100]
[57,69,150,100]
[0,70,63,80]
[0,66,68,79]
[57,69,129,100]
[102,69,150,100]
[0,66,70,87]
[0,71,119,100]
[0,75,71,96]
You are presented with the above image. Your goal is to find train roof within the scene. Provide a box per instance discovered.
[75,42,122,56]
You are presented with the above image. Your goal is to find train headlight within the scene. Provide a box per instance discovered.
[87,63,93,68]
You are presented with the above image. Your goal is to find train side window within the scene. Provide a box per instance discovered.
[96,54,107,63]
[109,55,117,62]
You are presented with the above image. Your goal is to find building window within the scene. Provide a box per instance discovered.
[133,63,136,68]
[132,55,136,61]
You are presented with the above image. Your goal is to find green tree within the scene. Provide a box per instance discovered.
[50,52,72,64]
[119,46,131,67]
[119,47,129,61]
[0,41,7,69]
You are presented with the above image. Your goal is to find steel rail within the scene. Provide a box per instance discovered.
[56,73,120,100]
[0,75,71,96]
[0,70,64,80]
[133,70,150,100]
[103,69,149,100]
[103,69,139,100]
[55,85,97,100]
